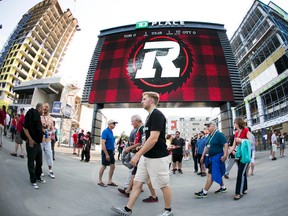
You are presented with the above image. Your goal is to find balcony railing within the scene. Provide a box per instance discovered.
[13,98,32,105]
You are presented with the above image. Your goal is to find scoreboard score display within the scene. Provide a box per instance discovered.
[84,21,243,107]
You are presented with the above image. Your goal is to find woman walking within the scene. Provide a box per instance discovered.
[230,117,253,200]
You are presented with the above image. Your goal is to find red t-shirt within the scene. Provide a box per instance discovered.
[0,110,6,126]
[16,114,25,132]
[72,133,78,143]
[11,118,17,127]
[234,127,249,146]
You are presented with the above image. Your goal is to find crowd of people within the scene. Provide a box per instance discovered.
[0,92,287,215]
[72,129,92,162]
[96,92,286,216]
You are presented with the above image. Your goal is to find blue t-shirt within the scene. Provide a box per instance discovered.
[206,130,227,157]
[101,127,115,151]
[196,136,207,154]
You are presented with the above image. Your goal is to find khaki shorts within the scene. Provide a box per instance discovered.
[272,144,277,152]
[15,132,23,144]
[134,155,170,189]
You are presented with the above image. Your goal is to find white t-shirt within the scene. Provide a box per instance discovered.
[271,133,277,144]
[5,114,10,126]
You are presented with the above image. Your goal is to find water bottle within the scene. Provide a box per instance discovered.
[45,129,49,139]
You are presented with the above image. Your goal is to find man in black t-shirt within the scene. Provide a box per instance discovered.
[112,91,173,216]
[23,103,44,189]
[171,131,185,174]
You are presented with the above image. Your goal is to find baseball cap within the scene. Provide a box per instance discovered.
[204,121,217,126]
[108,119,118,125]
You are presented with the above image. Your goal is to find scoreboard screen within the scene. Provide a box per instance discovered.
[85,21,242,107]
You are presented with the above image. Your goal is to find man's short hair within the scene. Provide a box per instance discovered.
[204,121,217,127]
[36,103,43,110]
[142,91,160,105]
[131,114,142,122]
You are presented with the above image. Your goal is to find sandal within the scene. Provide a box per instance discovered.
[107,182,118,187]
[98,182,107,187]
[233,194,241,200]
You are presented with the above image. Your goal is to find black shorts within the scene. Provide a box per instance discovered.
[101,150,115,166]
[208,163,212,174]
[172,153,183,163]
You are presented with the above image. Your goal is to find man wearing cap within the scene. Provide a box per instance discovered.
[194,121,228,198]
[98,119,118,187]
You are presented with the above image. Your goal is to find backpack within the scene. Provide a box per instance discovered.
[20,128,27,141]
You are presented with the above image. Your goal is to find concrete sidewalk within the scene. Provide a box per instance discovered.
[0,136,288,216]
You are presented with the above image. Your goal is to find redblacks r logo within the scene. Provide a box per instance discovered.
[127,36,193,94]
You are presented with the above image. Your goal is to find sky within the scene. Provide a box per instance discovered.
[0,0,287,136]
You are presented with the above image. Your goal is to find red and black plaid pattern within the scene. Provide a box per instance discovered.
[89,28,234,104]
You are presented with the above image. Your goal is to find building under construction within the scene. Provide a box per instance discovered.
[230,0,288,149]
[0,0,80,106]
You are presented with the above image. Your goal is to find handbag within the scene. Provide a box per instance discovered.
[121,150,133,169]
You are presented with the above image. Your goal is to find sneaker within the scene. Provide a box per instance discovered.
[178,169,183,174]
[172,169,176,174]
[48,171,55,179]
[194,189,207,198]
[118,188,129,197]
[19,155,24,158]
[142,196,158,203]
[111,206,132,216]
[215,187,227,194]
[201,173,206,177]
[10,153,17,157]
[32,183,39,189]
[37,178,46,184]
[272,157,277,160]
[156,209,174,216]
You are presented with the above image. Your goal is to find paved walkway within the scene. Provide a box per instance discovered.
[0,136,287,216]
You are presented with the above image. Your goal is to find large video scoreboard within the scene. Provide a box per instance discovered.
[83,21,243,107]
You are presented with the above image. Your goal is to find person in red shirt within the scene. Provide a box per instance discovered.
[0,105,6,147]
[72,130,78,155]
[229,117,253,200]
[10,114,17,141]
[10,108,25,158]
